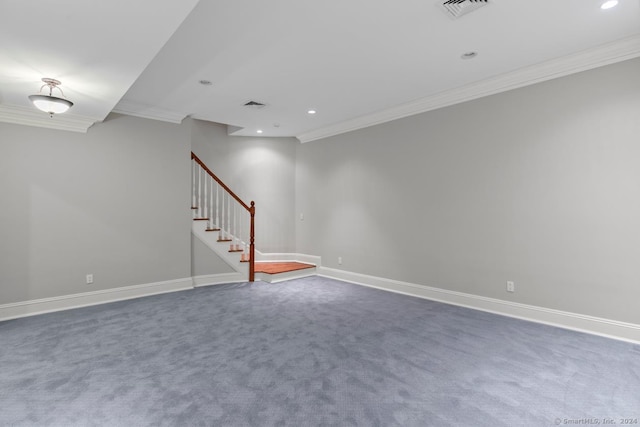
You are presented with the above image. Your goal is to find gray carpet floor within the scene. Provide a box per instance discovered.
[1,276,639,426]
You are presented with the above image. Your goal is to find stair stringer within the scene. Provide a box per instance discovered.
[191,220,248,283]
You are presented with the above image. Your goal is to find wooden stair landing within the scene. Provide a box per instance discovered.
[254,262,315,275]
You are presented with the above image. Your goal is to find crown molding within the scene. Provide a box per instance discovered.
[297,34,640,143]
[112,99,186,124]
[0,104,97,133]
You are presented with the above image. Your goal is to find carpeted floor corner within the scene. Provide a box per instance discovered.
[1,276,639,426]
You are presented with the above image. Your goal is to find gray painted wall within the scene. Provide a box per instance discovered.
[0,114,191,304]
[4,58,639,327]
[190,119,297,253]
[295,58,640,324]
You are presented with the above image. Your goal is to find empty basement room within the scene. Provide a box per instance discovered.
[2,0,640,426]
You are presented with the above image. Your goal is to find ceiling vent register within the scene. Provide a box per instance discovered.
[439,0,488,19]
[243,100,267,109]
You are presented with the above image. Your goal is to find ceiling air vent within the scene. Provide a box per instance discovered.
[243,100,266,109]
[439,0,488,19]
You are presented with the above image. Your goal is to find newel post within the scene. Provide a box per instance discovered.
[249,201,255,282]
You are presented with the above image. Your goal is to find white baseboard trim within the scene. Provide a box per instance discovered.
[192,272,247,287]
[318,266,640,345]
[0,278,194,322]
[255,251,322,266]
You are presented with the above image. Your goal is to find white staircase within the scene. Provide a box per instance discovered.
[191,152,255,282]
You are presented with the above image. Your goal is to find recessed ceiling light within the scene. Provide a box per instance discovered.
[257,129,263,134]
[601,0,618,9]
[461,52,478,60]
[307,109,317,115]
[199,80,212,86]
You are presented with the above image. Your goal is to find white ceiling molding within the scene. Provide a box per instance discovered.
[297,34,640,144]
[112,100,186,124]
[0,104,97,133]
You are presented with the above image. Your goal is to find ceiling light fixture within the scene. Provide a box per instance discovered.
[307,109,317,115]
[257,129,263,134]
[601,0,618,9]
[28,78,74,117]
[461,51,478,60]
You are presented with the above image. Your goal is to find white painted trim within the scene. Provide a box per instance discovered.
[297,35,640,143]
[0,104,97,133]
[0,278,193,322]
[255,251,322,266]
[112,100,186,124]
[256,267,317,283]
[192,272,247,287]
[317,266,640,345]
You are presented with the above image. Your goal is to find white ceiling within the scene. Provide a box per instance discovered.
[2,0,640,141]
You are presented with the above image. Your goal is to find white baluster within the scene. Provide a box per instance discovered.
[235,204,240,251]
[237,206,242,252]
[208,176,214,229]
[232,201,237,250]
[240,210,244,257]
[219,190,224,240]
[229,200,233,248]
[245,210,249,257]
[203,170,208,221]
[242,209,249,261]
[215,183,220,229]
[225,193,229,240]
[191,160,199,218]
[197,167,203,218]
[236,203,240,251]
[192,160,196,217]
[227,191,231,241]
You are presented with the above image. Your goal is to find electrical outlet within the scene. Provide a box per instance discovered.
[86,274,94,284]
[338,257,342,265]
[506,281,515,293]
[300,213,304,221]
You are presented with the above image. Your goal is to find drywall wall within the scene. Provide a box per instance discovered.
[190,119,297,253]
[296,57,640,324]
[0,114,191,304]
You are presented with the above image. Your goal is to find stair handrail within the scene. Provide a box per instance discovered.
[191,152,255,282]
